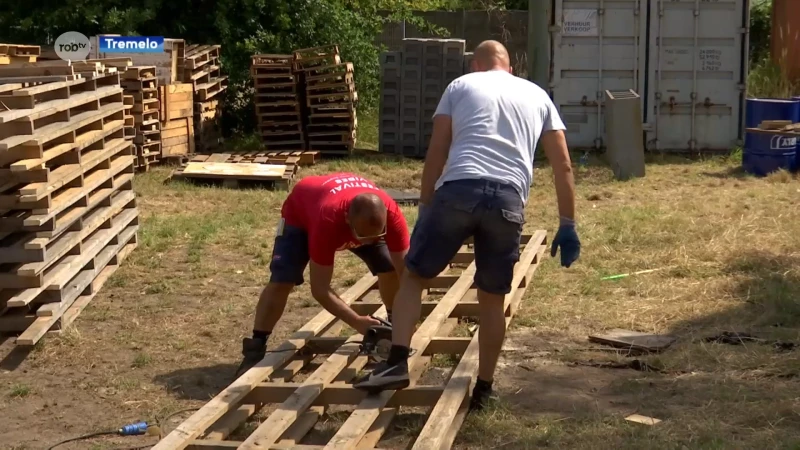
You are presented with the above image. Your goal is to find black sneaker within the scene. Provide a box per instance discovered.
[352,360,410,394]
[233,337,266,380]
[469,381,494,412]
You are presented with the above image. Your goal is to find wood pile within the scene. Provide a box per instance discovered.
[179,45,228,153]
[121,66,161,171]
[251,54,305,152]
[294,45,357,155]
[250,44,358,157]
[0,44,40,65]
[0,63,139,346]
[159,83,195,159]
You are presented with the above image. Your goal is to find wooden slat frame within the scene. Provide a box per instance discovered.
[153,232,547,450]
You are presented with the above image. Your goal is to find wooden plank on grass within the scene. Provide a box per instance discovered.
[588,329,677,352]
[178,162,289,181]
[150,273,378,450]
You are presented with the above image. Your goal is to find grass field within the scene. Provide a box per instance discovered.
[2,111,800,449]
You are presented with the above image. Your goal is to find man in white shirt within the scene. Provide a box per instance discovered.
[354,40,581,410]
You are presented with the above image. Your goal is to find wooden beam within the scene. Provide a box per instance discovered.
[244,383,444,407]
[352,300,482,318]
[301,336,472,356]
[152,273,377,450]
[412,231,548,450]
[322,261,478,449]
[423,337,471,356]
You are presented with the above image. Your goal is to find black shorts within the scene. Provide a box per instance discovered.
[268,224,395,285]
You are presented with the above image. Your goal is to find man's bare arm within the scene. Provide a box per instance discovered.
[420,115,453,205]
[540,130,576,222]
[309,261,372,333]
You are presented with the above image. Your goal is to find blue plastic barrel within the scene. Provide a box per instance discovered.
[742,132,797,176]
[743,98,800,176]
[745,98,800,128]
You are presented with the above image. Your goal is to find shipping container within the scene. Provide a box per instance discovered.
[551,0,749,152]
[552,0,647,150]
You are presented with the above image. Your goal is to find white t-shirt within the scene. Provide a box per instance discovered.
[433,70,566,204]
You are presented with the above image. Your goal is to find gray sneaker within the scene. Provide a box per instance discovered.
[352,360,410,394]
[233,337,266,381]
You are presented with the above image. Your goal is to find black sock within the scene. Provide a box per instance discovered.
[474,377,493,392]
[387,345,410,366]
[252,330,271,341]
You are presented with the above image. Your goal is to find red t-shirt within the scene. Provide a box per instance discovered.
[281,173,410,266]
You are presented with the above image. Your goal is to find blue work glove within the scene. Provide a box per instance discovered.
[551,218,581,268]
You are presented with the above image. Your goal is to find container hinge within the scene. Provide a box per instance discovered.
[642,123,654,132]
[549,25,561,33]
[740,27,749,35]
[737,83,746,91]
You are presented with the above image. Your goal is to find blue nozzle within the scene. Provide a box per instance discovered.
[118,421,148,436]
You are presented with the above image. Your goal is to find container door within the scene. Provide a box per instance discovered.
[645,0,748,152]
[551,0,648,150]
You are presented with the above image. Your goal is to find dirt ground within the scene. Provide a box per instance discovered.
[2,151,799,450]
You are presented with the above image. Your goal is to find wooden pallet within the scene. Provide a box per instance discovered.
[0,209,139,346]
[151,232,547,450]
[184,45,221,70]
[190,151,319,166]
[172,160,297,190]
[121,66,162,169]
[0,44,41,57]
[293,44,342,71]
[160,83,194,122]
[0,68,138,341]
[161,116,196,158]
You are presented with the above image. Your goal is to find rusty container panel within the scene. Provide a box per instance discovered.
[771,0,800,82]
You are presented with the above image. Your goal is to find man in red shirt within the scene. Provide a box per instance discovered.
[234,173,411,379]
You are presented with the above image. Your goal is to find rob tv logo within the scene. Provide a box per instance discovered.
[54,31,91,60]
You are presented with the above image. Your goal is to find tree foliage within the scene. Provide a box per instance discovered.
[0,0,422,134]
[749,0,772,63]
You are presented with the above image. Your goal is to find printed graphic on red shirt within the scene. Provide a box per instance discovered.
[281,173,410,266]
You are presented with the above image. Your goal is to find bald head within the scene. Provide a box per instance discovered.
[348,193,387,240]
[472,40,512,73]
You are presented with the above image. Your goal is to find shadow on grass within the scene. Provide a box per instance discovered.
[153,363,237,401]
[674,251,800,333]
[700,165,749,179]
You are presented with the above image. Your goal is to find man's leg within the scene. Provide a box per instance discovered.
[234,224,309,380]
[350,242,397,322]
[353,180,482,392]
[470,187,524,410]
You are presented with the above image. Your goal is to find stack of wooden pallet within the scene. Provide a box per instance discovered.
[251,54,305,151]
[294,45,358,156]
[159,83,195,159]
[180,45,228,153]
[0,64,139,346]
[0,44,40,65]
[122,66,161,171]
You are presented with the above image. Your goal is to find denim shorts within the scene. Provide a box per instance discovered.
[269,224,395,285]
[405,179,525,295]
